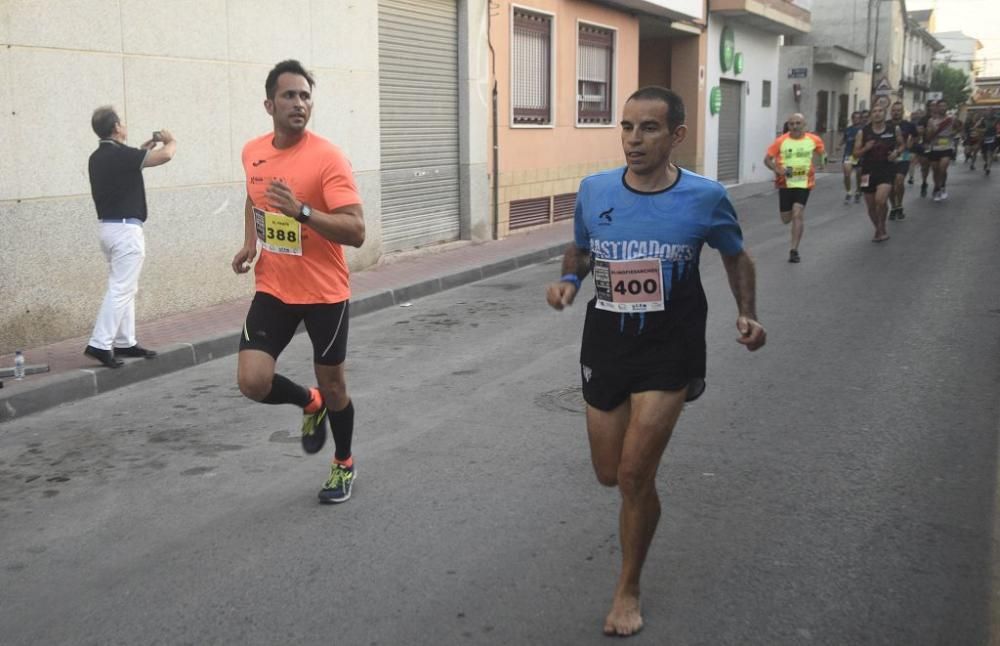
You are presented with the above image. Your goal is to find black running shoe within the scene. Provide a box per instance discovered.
[896,208,905,220]
[788,249,800,263]
[301,407,329,455]
[319,462,355,504]
[888,208,898,220]
[920,183,928,198]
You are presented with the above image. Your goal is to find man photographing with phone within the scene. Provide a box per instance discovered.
[84,107,176,368]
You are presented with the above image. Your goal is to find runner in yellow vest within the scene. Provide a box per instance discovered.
[764,113,826,263]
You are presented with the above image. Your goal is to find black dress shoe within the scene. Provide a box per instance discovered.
[84,345,123,369]
[115,344,158,358]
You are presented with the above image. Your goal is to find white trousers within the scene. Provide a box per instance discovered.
[88,223,146,350]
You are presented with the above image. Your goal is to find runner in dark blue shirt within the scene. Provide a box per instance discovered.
[842,111,864,204]
[888,101,919,220]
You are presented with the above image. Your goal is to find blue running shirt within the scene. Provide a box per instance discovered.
[574,167,744,374]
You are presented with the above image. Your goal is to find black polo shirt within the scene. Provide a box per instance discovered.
[88,140,148,221]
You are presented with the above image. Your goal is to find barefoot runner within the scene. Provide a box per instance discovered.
[546,86,766,637]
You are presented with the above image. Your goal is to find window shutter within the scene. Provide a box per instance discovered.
[513,10,551,125]
[578,25,613,125]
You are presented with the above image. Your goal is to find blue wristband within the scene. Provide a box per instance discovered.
[560,273,581,289]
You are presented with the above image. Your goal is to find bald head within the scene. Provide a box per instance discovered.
[786,113,806,138]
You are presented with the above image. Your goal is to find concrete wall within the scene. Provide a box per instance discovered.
[704,18,780,184]
[489,0,639,236]
[0,0,382,353]
[797,0,870,55]
[0,0,491,354]
[459,0,493,242]
[873,0,905,102]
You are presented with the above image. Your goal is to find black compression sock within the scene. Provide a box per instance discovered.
[261,374,311,408]
[329,400,355,461]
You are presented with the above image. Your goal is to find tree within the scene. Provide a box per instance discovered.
[931,63,971,107]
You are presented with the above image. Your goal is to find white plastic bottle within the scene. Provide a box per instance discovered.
[14,350,25,380]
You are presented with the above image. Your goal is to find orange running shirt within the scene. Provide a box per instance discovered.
[766,133,826,189]
[242,131,361,304]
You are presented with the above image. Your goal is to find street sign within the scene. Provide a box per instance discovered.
[927,91,943,101]
[874,77,893,95]
[788,67,808,79]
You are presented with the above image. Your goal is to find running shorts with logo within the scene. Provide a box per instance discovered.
[573,167,744,411]
[240,292,349,365]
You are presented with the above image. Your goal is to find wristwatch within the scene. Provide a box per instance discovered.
[296,203,312,223]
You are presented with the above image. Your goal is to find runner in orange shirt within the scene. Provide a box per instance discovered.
[763,114,826,263]
[231,60,365,503]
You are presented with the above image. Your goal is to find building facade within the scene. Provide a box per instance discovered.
[934,31,985,79]
[705,0,811,184]
[901,17,943,114]
[779,0,916,159]
[0,1,492,353]
[488,0,706,236]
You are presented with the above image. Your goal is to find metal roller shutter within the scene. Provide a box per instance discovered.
[378,0,460,251]
[717,79,742,184]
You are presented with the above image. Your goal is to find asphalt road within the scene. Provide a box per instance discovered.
[1,167,999,646]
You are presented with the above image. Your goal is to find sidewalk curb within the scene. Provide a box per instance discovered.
[0,241,567,423]
[0,175,784,424]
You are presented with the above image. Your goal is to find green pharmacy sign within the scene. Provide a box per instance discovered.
[710,86,722,115]
[734,52,744,74]
[720,27,735,72]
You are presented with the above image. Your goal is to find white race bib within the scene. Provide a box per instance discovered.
[593,258,665,313]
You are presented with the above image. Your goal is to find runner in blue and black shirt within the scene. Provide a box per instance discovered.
[545,86,766,638]
[888,101,919,220]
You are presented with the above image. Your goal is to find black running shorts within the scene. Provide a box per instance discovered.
[926,149,954,162]
[240,292,349,365]
[860,165,895,192]
[580,363,705,412]
[778,188,810,212]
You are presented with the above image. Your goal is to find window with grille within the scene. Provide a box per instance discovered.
[512,8,552,125]
[578,23,614,125]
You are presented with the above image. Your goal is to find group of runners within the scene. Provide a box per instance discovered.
[765,99,998,258]
[90,58,1000,637]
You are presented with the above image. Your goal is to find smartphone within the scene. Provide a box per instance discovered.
[152,131,162,142]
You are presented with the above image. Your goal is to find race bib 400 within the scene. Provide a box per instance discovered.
[593,258,664,313]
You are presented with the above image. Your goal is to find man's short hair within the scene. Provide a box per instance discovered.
[91,106,119,139]
[626,86,685,131]
[265,59,316,100]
